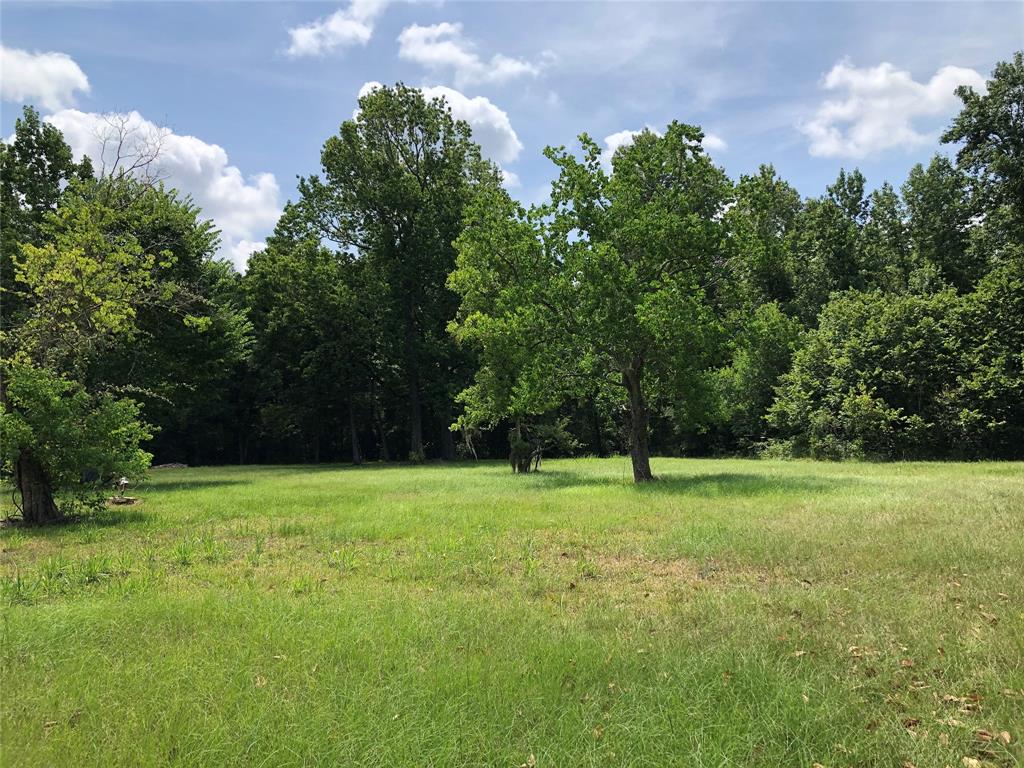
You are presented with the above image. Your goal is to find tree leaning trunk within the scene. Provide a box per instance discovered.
[623,365,655,482]
[15,450,62,524]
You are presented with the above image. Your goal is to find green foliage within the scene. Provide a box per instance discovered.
[0,364,151,512]
[452,123,731,479]
[716,303,804,449]
[724,165,801,307]
[942,51,1024,233]
[943,255,1024,456]
[288,83,496,460]
[0,107,93,325]
[767,272,1024,460]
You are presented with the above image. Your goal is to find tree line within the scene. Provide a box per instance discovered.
[1,54,1021,521]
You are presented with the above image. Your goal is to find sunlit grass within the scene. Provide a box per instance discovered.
[2,458,1022,766]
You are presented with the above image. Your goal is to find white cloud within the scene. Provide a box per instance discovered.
[800,59,986,158]
[45,109,281,271]
[702,133,728,153]
[397,22,540,87]
[286,0,389,57]
[358,81,523,164]
[228,239,266,267]
[0,45,90,111]
[500,168,520,189]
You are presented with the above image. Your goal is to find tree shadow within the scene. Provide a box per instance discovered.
[520,469,856,497]
[1,504,151,538]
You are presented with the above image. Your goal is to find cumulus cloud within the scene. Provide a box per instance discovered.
[45,109,280,271]
[800,59,986,158]
[358,81,523,164]
[1,44,90,111]
[397,22,540,87]
[702,133,728,152]
[286,0,389,57]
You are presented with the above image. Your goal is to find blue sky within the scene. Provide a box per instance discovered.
[1,1,1019,268]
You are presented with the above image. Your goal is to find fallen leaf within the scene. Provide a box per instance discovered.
[902,762,917,768]
[975,729,993,742]
[900,658,915,668]
[979,612,998,625]
[592,726,604,740]
[938,733,949,745]
[998,731,1011,744]
[903,718,922,728]
[793,650,806,657]
[526,754,537,768]
[962,758,981,768]
[254,675,267,688]
[802,693,810,704]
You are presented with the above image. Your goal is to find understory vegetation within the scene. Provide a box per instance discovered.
[1,460,1022,766]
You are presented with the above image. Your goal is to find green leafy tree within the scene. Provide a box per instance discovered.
[244,229,371,464]
[1,175,165,522]
[768,290,964,459]
[942,52,1024,235]
[725,165,801,308]
[451,123,730,481]
[903,156,980,291]
[291,83,493,460]
[942,255,1024,456]
[788,169,869,322]
[861,182,912,293]
[715,302,803,450]
[0,107,93,328]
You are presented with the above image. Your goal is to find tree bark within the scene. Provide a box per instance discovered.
[14,450,62,525]
[590,396,606,457]
[408,375,424,460]
[370,380,390,462]
[349,402,363,465]
[623,364,655,482]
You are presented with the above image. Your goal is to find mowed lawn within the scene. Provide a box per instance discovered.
[1,459,1022,767]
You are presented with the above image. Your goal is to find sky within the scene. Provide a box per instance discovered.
[1,1,1019,270]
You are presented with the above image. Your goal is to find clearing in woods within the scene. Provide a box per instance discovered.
[1,458,1022,766]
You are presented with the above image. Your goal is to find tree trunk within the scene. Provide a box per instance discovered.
[408,375,424,461]
[623,365,655,482]
[370,380,390,462]
[590,396,606,457]
[349,402,363,465]
[15,450,62,525]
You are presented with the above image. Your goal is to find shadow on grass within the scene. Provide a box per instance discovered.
[520,470,856,497]
[1,505,151,538]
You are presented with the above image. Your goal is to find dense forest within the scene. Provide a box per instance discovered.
[1,54,1021,520]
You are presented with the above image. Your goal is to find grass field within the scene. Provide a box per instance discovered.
[1,458,1022,767]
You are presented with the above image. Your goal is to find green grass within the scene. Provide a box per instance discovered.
[1,458,1022,767]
